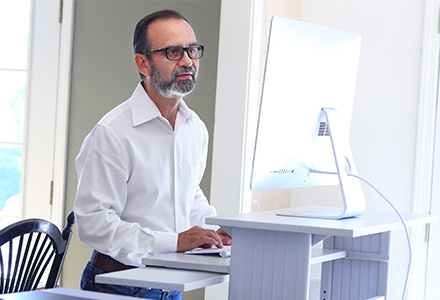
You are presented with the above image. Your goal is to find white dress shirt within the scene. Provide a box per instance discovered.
[73,83,217,267]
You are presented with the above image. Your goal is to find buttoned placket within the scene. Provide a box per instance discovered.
[173,112,185,234]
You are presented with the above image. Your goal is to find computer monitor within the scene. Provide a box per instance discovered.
[250,16,365,219]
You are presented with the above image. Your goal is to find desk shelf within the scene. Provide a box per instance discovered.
[143,248,347,272]
[96,266,229,292]
[142,252,230,274]
[311,248,346,264]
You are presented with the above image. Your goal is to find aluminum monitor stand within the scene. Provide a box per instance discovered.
[277,108,366,219]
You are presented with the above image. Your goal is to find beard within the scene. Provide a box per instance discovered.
[149,60,198,99]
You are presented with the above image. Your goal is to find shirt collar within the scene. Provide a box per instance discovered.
[130,82,193,127]
[177,98,192,120]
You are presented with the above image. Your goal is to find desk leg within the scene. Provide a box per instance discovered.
[228,227,311,300]
[321,232,391,300]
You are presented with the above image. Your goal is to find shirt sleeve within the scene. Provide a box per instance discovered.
[190,187,218,230]
[73,125,177,267]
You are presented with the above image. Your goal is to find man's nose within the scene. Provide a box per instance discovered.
[179,51,193,67]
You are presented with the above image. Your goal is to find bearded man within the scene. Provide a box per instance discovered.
[73,10,231,300]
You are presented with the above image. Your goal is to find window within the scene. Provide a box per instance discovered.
[0,0,31,225]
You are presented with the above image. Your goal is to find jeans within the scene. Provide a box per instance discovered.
[81,261,183,300]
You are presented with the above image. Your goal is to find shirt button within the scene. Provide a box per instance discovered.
[177,197,182,203]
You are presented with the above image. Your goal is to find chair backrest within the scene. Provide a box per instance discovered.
[0,211,75,293]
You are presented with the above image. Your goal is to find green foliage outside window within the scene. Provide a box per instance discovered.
[0,147,22,211]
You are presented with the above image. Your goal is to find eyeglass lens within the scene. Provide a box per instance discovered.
[166,45,203,60]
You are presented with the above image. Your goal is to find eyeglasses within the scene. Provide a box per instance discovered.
[146,44,204,61]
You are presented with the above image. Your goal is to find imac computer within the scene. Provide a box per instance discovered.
[250,16,365,219]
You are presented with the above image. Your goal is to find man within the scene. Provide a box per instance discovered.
[73,10,230,299]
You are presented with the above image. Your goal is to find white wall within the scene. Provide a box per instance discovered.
[302,0,424,212]
[302,2,424,298]
[212,0,429,299]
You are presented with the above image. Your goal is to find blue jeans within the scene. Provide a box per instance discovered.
[81,261,183,300]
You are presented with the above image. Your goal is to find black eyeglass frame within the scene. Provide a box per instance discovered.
[145,44,204,61]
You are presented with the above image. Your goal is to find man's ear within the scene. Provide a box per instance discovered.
[135,53,150,78]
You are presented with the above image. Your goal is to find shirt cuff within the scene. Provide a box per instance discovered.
[153,231,178,255]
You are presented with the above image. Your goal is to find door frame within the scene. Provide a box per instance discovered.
[51,0,74,230]
[22,0,73,227]
[409,0,439,298]
[23,0,74,228]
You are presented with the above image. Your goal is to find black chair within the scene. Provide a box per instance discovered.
[0,211,75,293]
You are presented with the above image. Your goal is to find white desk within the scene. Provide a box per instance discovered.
[206,208,437,300]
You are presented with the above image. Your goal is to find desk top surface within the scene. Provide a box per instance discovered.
[206,207,437,238]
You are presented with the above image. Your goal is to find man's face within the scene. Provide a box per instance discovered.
[148,58,197,99]
[146,18,200,99]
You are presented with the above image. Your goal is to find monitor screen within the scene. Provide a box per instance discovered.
[250,16,365,219]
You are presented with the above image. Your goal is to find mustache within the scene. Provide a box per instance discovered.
[173,66,197,79]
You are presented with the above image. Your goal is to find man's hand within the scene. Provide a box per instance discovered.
[217,227,231,246]
[177,226,224,252]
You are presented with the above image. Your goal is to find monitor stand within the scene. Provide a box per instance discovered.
[277,108,366,219]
